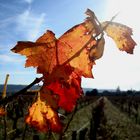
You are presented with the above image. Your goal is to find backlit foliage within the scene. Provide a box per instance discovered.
[26,95,62,132]
[11,9,136,132]
[0,107,6,116]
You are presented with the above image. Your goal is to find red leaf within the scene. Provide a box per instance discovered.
[47,79,82,112]
[42,66,82,112]
[0,107,6,116]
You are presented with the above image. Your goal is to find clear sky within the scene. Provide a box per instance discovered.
[0,0,140,91]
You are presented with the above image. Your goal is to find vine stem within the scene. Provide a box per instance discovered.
[61,12,118,66]
[22,124,28,140]
[3,116,7,140]
[0,77,43,106]
[63,105,77,134]
[59,105,78,140]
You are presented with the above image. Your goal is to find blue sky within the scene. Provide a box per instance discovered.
[0,0,140,90]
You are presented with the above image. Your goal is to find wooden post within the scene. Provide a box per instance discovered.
[72,131,77,140]
[79,128,88,140]
[2,74,10,98]
[1,74,9,140]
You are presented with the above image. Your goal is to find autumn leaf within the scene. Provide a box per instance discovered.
[47,81,80,112]
[45,105,63,132]
[0,107,6,116]
[40,65,82,112]
[57,20,97,78]
[11,9,99,78]
[89,37,105,61]
[101,21,136,54]
[11,31,57,75]
[39,89,59,109]
[26,98,62,132]
[11,9,100,114]
[11,8,136,119]
[46,72,82,112]
[85,8,102,35]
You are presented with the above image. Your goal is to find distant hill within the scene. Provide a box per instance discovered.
[0,84,116,95]
[0,85,94,93]
[82,88,93,93]
[0,84,40,93]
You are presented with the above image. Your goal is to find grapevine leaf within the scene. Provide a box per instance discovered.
[26,99,62,132]
[46,72,82,112]
[11,30,57,74]
[89,37,105,61]
[40,90,59,109]
[10,8,137,133]
[57,20,97,78]
[11,9,100,113]
[11,22,97,78]
[102,21,136,54]
[0,107,6,116]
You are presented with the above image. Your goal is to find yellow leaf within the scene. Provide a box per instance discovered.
[89,37,105,61]
[25,98,62,132]
[102,21,136,54]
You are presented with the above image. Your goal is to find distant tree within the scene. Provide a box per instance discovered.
[91,89,98,96]
[86,89,98,96]
[116,86,121,94]
[126,90,133,95]
[85,91,91,96]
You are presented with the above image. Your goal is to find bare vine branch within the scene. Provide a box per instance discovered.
[0,77,43,105]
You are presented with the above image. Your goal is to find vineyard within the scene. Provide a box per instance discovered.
[0,5,139,140]
[0,88,140,140]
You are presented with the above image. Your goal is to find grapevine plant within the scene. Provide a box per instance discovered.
[0,9,136,133]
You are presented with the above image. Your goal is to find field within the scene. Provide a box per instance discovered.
[0,90,140,140]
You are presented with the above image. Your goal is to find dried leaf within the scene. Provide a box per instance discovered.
[57,20,97,78]
[26,99,62,132]
[0,107,6,116]
[102,21,136,54]
[89,37,105,61]
[11,19,97,78]
[11,9,136,120]
[11,30,57,74]
[11,10,99,113]
[46,72,82,112]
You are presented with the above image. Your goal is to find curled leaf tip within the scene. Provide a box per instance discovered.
[101,21,136,54]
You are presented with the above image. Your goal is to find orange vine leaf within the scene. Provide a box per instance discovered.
[102,21,136,54]
[0,107,6,116]
[11,8,137,133]
[11,13,97,78]
[26,98,62,132]
[11,9,99,113]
